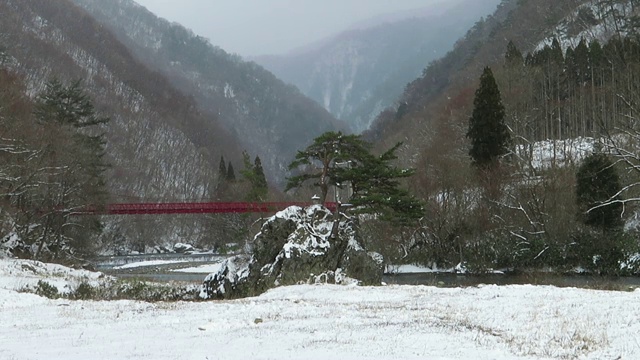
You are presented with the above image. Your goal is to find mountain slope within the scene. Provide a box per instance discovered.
[0,0,243,247]
[71,0,345,183]
[367,0,589,153]
[254,0,500,133]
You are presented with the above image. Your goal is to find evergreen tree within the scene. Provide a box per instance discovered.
[505,40,523,66]
[31,79,110,259]
[550,38,565,66]
[467,67,510,169]
[589,40,604,71]
[226,162,236,182]
[576,152,623,231]
[573,38,591,84]
[286,131,369,204]
[287,131,423,225]
[338,143,423,225]
[240,151,268,201]
[253,156,268,193]
[218,155,227,180]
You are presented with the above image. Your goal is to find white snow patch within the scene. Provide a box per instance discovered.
[113,259,191,270]
[172,263,224,274]
[0,258,108,295]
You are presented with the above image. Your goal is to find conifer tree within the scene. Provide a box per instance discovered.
[31,79,110,258]
[576,152,623,231]
[253,156,268,193]
[226,162,236,182]
[240,151,269,201]
[574,38,591,84]
[550,38,565,66]
[505,40,523,66]
[467,67,510,169]
[286,131,368,204]
[287,131,423,225]
[218,155,227,180]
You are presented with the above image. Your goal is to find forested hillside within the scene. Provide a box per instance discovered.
[0,0,247,257]
[255,0,500,133]
[71,0,345,183]
[3,0,639,273]
[362,0,640,273]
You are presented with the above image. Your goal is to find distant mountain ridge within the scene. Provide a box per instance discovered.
[254,0,501,133]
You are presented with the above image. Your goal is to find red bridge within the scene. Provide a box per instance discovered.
[78,202,338,215]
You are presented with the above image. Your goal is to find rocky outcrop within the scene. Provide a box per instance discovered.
[200,205,383,300]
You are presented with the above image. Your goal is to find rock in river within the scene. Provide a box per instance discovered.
[200,205,383,300]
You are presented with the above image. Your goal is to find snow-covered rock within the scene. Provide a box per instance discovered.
[200,205,383,299]
[172,243,194,253]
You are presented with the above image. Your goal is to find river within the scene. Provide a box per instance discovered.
[95,254,640,289]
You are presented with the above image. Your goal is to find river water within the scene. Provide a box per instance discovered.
[384,272,640,289]
[95,255,640,289]
[105,267,640,290]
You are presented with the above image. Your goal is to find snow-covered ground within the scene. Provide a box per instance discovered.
[1,257,640,359]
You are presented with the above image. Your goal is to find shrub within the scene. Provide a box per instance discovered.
[72,282,97,300]
[34,280,60,299]
[571,228,638,275]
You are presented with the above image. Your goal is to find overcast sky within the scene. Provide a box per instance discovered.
[134,0,454,56]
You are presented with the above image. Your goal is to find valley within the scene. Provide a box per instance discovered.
[2,1,640,358]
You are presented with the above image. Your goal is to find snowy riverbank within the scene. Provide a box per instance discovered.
[1,257,640,359]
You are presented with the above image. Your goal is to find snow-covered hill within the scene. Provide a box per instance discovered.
[537,0,640,51]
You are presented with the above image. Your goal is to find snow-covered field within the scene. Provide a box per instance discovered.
[1,257,640,360]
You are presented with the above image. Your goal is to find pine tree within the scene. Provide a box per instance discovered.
[574,38,591,84]
[240,151,269,201]
[505,40,523,66]
[286,131,369,203]
[467,67,510,169]
[32,79,110,259]
[218,155,227,180]
[550,38,564,66]
[253,156,268,193]
[576,152,623,231]
[226,162,236,182]
[287,131,423,225]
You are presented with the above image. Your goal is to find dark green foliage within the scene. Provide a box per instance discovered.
[525,40,563,67]
[253,157,268,192]
[338,143,423,225]
[467,67,511,169]
[571,228,638,275]
[226,162,236,182]
[3,79,111,260]
[35,79,108,128]
[505,40,523,66]
[218,155,227,180]
[287,131,423,225]
[286,131,369,204]
[576,152,623,231]
[240,151,269,201]
[72,282,96,300]
[35,280,60,299]
[26,279,199,302]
